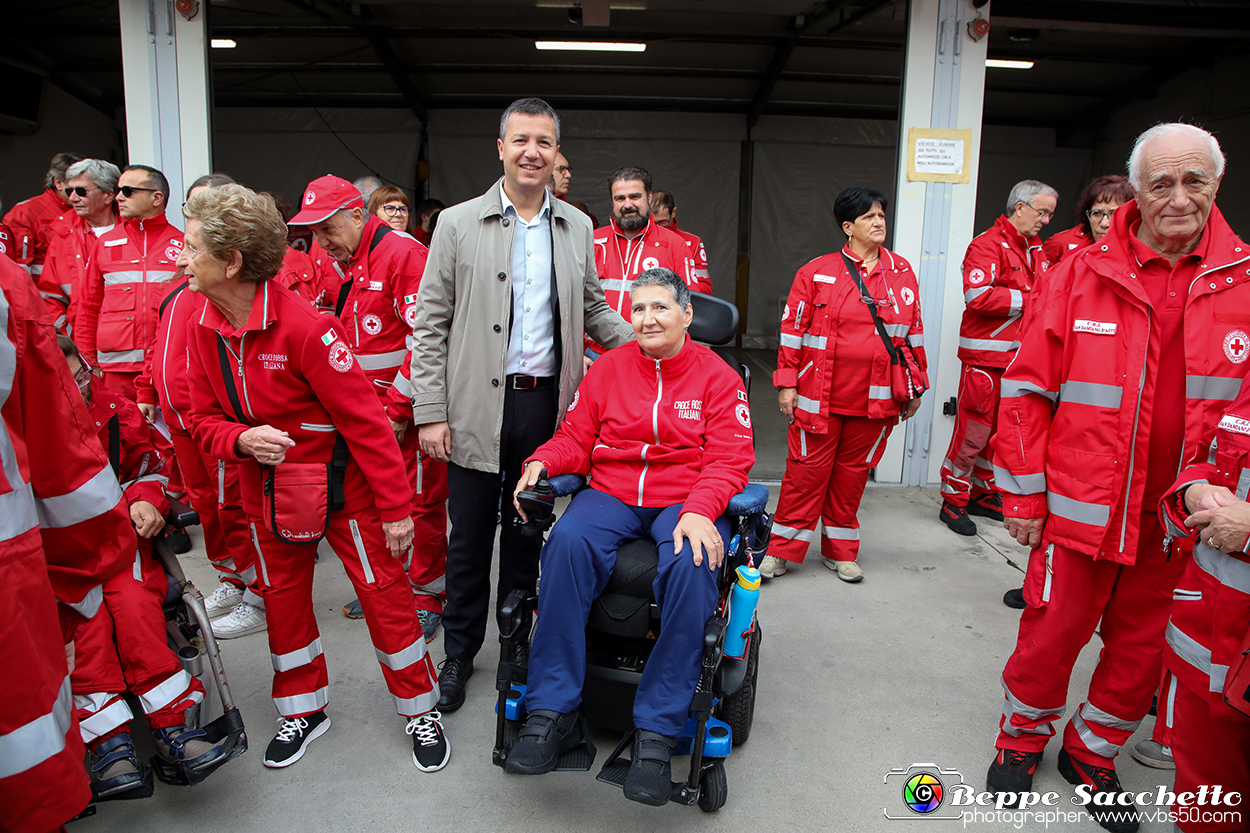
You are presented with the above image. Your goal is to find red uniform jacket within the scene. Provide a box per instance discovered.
[186,280,414,523]
[593,217,694,320]
[310,216,428,399]
[75,213,183,374]
[666,220,712,295]
[85,380,171,515]
[773,246,927,428]
[0,222,15,262]
[1042,224,1091,265]
[992,202,1250,563]
[274,245,320,305]
[3,187,71,274]
[1161,390,1250,722]
[529,336,754,521]
[43,210,116,333]
[134,277,197,430]
[958,215,1046,369]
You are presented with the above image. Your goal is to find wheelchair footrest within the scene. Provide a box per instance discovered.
[595,758,630,788]
[151,708,248,787]
[553,734,597,772]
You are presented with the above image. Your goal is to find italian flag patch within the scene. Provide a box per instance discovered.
[321,328,337,346]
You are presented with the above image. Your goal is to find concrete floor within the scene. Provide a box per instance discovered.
[77,485,1180,833]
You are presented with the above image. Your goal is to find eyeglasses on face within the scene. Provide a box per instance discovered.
[381,204,410,216]
[64,185,99,198]
[1087,208,1115,223]
[116,185,158,197]
[1025,202,1054,219]
[554,165,570,173]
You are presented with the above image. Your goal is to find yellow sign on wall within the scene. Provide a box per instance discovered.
[906,127,974,183]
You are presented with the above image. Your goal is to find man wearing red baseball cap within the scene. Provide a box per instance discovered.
[290,175,450,647]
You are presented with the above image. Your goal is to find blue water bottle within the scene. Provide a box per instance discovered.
[723,564,761,660]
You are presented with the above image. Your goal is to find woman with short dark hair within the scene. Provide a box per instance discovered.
[762,186,927,583]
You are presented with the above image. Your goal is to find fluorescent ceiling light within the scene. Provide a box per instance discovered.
[535,2,646,8]
[985,59,1034,69]
[211,39,237,49]
[535,41,646,52]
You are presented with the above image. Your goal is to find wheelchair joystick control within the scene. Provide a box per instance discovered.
[722,565,761,660]
[515,469,557,540]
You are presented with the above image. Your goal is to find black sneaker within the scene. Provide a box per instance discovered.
[986,747,1042,807]
[1058,748,1140,833]
[263,711,330,768]
[968,492,1005,521]
[623,731,676,806]
[1003,587,1026,609]
[505,709,583,775]
[437,657,472,712]
[406,711,451,772]
[165,524,192,554]
[940,501,978,536]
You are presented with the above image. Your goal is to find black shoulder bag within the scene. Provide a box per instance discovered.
[840,251,929,402]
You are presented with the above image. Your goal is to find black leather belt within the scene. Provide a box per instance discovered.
[508,374,555,390]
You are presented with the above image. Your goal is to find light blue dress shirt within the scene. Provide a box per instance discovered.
[501,184,557,377]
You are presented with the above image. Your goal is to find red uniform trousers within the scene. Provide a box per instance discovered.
[769,414,893,564]
[0,529,91,833]
[996,513,1188,768]
[70,540,205,743]
[250,509,438,718]
[940,365,1003,507]
[169,429,261,605]
[1170,680,1250,832]
[401,431,448,615]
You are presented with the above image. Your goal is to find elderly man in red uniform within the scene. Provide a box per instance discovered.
[74,164,183,400]
[289,174,448,643]
[3,151,81,279]
[0,256,135,831]
[651,189,712,295]
[42,159,121,334]
[939,179,1056,537]
[985,123,1246,833]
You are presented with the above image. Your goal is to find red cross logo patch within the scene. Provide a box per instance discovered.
[1224,329,1249,365]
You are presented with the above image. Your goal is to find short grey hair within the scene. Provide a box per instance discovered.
[498,98,561,145]
[353,175,384,200]
[65,159,121,194]
[1127,123,1225,191]
[631,267,690,311]
[1005,180,1058,215]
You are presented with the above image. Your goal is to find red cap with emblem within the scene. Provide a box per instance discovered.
[289,174,365,225]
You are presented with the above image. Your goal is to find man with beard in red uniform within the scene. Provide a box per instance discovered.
[290,174,448,643]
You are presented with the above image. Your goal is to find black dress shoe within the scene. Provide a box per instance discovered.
[1003,587,1026,609]
[437,657,472,712]
[504,710,582,775]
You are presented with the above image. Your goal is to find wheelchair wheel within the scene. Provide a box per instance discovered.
[716,621,760,746]
[697,759,727,812]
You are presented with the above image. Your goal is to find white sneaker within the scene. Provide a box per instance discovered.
[212,602,267,639]
[204,582,244,619]
[758,555,788,578]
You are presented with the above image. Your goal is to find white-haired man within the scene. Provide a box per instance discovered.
[41,159,120,332]
[985,123,1246,833]
[940,179,1057,537]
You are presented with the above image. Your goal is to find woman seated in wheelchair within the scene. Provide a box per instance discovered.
[508,267,754,805]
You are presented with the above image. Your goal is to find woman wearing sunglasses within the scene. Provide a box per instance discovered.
[1042,174,1135,265]
[367,185,414,234]
[762,186,927,584]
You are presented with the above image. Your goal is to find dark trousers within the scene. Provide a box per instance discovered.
[443,384,557,663]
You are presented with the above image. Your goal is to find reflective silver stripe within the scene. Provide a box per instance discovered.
[217,461,225,504]
[797,395,820,413]
[391,688,439,718]
[601,278,631,293]
[413,575,446,595]
[120,472,169,492]
[350,519,375,584]
[799,428,806,458]
[822,526,859,541]
[249,523,271,587]
[36,464,123,530]
[1238,468,1250,502]
[1166,621,1211,677]
[999,676,1064,737]
[1008,289,1023,316]
[66,584,103,619]
[243,588,265,608]
[1165,675,1177,730]
[392,371,412,398]
[1059,380,1123,408]
[959,337,1020,352]
[943,457,971,477]
[375,636,427,671]
[76,695,134,742]
[1000,379,1058,403]
[0,676,74,778]
[274,687,330,717]
[993,465,1046,495]
[1212,663,1229,694]
[908,333,923,347]
[883,323,909,338]
[137,669,195,713]
[97,349,146,364]
[973,455,992,471]
[240,564,258,585]
[1047,492,1110,526]
[59,283,72,295]
[272,638,325,673]
[0,481,38,540]
[1070,710,1122,757]
[27,264,42,276]
[779,333,801,349]
[103,270,144,285]
[865,426,888,463]
[356,348,408,370]
[868,385,892,401]
[300,423,336,432]
[770,522,814,543]
[971,475,992,490]
[1080,702,1140,733]
[1186,374,1240,401]
[801,333,827,349]
[1193,540,1250,594]
[964,287,991,303]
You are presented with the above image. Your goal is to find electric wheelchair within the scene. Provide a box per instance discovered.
[492,293,771,812]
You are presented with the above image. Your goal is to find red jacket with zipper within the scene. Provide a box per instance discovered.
[185,280,413,523]
[666,220,712,295]
[85,379,172,516]
[992,202,1250,564]
[43,210,116,333]
[3,187,71,275]
[773,246,926,429]
[958,215,1046,368]
[528,336,753,521]
[593,217,694,320]
[1042,224,1092,265]
[134,277,198,431]
[74,212,183,374]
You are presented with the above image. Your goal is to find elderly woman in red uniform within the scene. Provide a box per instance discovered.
[180,184,449,772]
[761,186,925,583]
[504,267,753,806]
[1042,175,1134,265]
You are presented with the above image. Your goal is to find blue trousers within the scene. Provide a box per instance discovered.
[526,489,727,738]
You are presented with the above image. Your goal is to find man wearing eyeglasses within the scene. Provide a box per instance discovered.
[939,179,1057,538]
[73,164,183,400]
[40,159,121,333]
